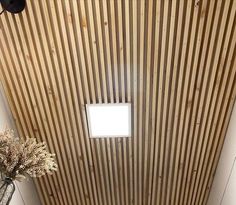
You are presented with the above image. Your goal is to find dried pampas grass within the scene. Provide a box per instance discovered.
[0,130,57,181]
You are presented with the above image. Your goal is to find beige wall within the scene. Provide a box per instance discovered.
[0,83,41,205]
[207,103,236,205]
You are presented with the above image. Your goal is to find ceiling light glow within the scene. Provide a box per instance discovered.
[86,103,131,138]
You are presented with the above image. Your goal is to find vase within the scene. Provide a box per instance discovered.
[0,174,15,205]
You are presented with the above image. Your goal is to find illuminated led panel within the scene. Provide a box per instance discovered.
[86,103,131,138]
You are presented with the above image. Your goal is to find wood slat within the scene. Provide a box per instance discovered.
[0,0,236,205]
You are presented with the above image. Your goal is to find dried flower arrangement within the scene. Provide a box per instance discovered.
[0,129,57,181]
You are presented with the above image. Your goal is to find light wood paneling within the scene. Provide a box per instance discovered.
[0,0,236,205]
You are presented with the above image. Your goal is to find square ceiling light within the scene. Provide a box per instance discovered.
[86,103,131,138]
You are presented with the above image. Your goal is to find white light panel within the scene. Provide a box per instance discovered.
[86,103,131,138]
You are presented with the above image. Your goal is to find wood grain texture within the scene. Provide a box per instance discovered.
[0,0,236,205]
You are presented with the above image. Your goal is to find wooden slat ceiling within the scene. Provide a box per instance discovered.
[0,0,236,205]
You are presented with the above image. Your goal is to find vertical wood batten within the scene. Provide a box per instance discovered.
[190,2,236,204]
[181,0,227,204]
[1,11,62,205]
[0,0,235,205]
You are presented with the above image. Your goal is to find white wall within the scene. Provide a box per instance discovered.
[0,83,41,205]
[207,103,236,205]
